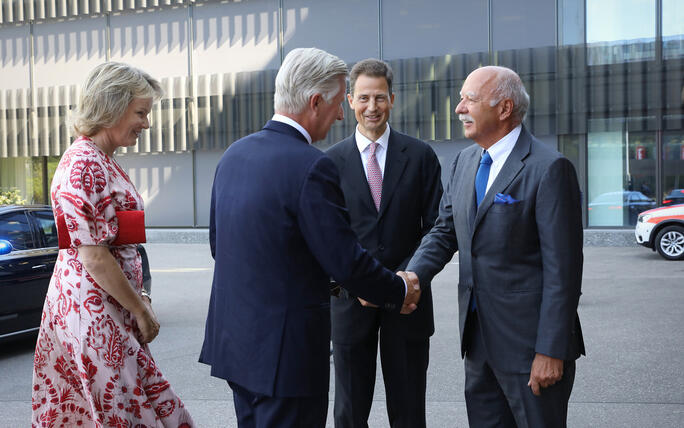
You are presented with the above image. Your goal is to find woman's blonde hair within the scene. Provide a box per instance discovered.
[70,62,163,137]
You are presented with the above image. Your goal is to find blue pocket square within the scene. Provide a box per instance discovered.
[494,193,520,204]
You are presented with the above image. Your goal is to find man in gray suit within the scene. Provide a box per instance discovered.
[406,66,585,427]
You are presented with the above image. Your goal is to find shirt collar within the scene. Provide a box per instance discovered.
[271,114,312,144]
[483,124,522,163]
[355,124,391,154]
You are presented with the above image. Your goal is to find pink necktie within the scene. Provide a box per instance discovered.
[366,142,382,211]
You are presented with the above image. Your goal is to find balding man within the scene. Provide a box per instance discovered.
[406,66,585,427]
[200,48,420,427]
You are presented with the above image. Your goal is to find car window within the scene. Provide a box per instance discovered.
[0,211,35,250]
[32,210,59,248]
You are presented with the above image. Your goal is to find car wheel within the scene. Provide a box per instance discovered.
[654,225,684,261]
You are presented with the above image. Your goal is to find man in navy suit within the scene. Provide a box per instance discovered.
[407,66,585,427]
[327,59,442,428]
[200,48,421,428]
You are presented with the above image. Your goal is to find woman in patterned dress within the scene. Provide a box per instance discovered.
[31,63,195,427]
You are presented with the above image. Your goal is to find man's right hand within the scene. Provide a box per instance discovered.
[397,271,421,314]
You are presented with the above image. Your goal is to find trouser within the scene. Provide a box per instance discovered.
[463,311,576,428]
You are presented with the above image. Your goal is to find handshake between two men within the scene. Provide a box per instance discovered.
[358,271,422,314]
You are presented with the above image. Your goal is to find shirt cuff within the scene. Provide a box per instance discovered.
[400,276,407,297]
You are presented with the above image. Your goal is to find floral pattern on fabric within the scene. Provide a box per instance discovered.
[31,137,194,428]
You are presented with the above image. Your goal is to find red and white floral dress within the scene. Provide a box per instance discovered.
[31,137,194,428]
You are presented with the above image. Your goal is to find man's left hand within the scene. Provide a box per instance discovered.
[527,353,564,396]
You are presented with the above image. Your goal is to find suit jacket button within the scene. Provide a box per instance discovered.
[385,303,394,310]
[378,244,385,251]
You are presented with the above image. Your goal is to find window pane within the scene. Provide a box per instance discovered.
[284,0,378,148]
[380,0,487,143]
[663,126,684,206]
[0,24,30,90]
[492,0,555,51]
[33,210,58,248]
[0,158,41,204]
[586,0,655,65]
[192,0,279,151]
[33,15,107,89]
[587,118,656,227]
[558,0,585,46]
[284,0,377,63]
[663,0,684,59]
[0,212,34,250]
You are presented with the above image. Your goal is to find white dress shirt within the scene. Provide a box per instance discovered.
[483,124,522,194]
[271,114,312,144]
[353,123,408,296]
[355,124,391,180]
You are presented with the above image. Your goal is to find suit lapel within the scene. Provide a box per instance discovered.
[377,130,408,220]
[338,136,377,214]
[459,148,481,232]
[472,127,532,232]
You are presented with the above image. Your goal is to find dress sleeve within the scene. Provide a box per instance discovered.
[57,150,118,247]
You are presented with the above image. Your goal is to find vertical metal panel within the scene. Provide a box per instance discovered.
[163,78,173,152]
[36,0,46,21]
[177,75,187,152]
[37,87,50,156]
[6,91,18,157]
[0,1,217,26]
[0,91,7,158]
[16,0,25,22]
[48,86,59,155]
[19,89,30,157]
[151,96,162,152]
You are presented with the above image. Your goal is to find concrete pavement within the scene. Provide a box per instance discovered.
[1,245,683,427]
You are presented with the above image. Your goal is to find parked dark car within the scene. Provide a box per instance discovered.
[0,205,151,342]
[662,189,684,206]
[588,190,656,226]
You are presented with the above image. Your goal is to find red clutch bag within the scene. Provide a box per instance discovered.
[57,210,146,249]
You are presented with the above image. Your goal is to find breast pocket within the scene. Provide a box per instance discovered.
[483,202,529,247]
[488,201,524,216]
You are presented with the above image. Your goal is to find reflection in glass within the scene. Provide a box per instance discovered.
[586,0,655,65]
[587,118,656,226]
[33,210,59,247]
[663,126,684,206]
[663,0,684,59]
[0,212,34,250]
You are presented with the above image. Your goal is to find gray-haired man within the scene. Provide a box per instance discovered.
[200,48,421,427]
[406,66,585,427]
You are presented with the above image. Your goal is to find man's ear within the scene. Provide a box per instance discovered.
[347,93,354,109]
[310,93,323,115]
[499,98,514,121]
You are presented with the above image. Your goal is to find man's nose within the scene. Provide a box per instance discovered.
[455,99,466,114]
[337,106,344,121]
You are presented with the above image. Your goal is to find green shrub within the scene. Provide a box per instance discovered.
[0,189,26,205]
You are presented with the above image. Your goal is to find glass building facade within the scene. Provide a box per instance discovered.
[0,0,682,228]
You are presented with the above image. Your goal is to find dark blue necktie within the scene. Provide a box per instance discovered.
[471,151,492,312]
[475,151,493,206]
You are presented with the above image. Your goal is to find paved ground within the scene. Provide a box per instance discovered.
[1,245,683,427]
